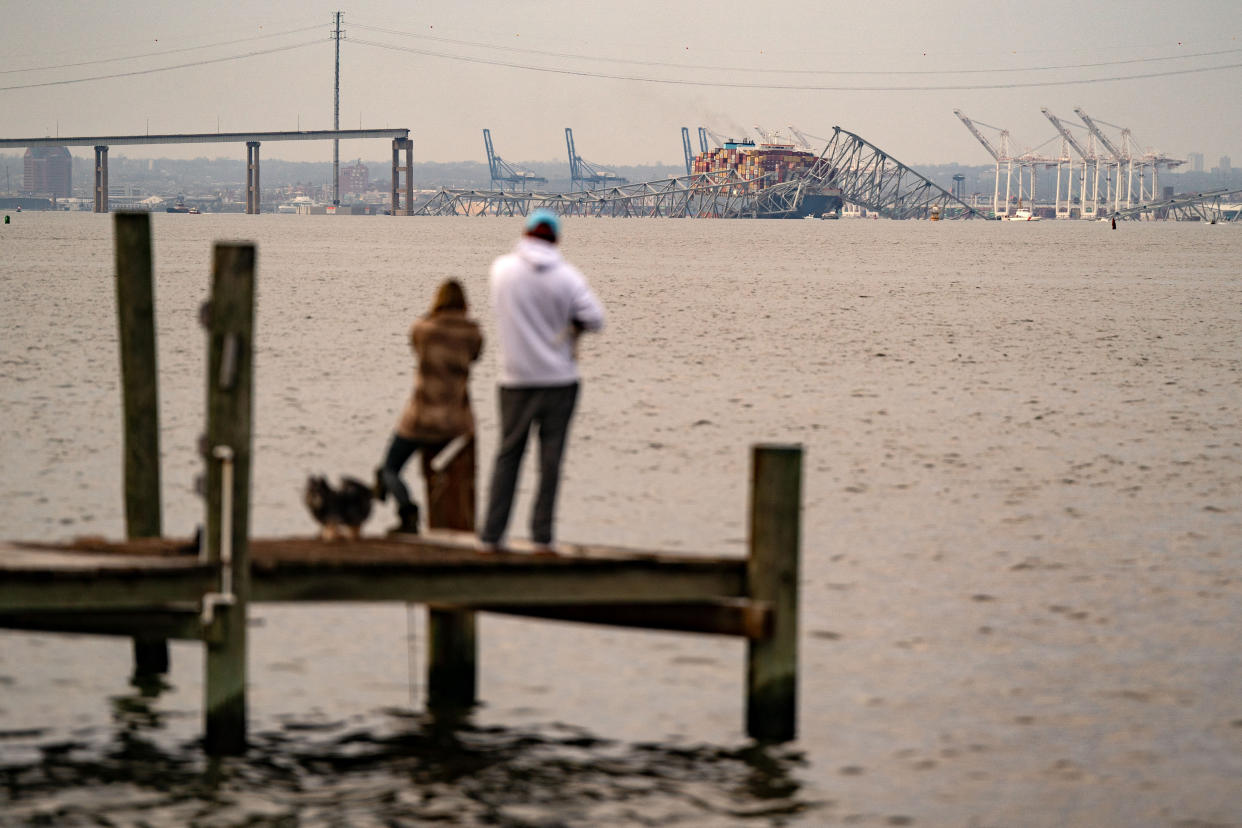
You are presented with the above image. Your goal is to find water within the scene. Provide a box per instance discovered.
[2,212,1241,826]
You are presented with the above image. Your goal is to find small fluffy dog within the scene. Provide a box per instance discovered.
[304,475,373,540]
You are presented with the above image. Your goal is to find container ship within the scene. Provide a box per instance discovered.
[691,138,843,218]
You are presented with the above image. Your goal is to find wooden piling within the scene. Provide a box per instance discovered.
[113,212,168,675]
[423,437,478,707]
[203,243,255,755]
[745,444,801,742]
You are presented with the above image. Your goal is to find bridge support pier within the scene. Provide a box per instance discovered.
[94,146,109,213]
[391,137,412,215]
[245,142,260,215]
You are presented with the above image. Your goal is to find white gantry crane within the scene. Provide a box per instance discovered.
[1074,108,1131,214]
[1097,117,1183,215]
[954,109,1012,216]
[1042,108,1103,219]
[787,125,832,155]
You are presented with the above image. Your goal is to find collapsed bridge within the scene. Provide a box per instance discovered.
[414,127,981,220]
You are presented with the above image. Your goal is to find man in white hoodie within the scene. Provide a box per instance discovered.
[479,209,606,553]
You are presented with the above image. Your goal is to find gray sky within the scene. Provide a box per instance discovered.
[3,0,1240,168]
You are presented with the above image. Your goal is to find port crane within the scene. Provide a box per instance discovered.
[482,129,546,192]
[956,110,1063,217]
[702,128,729,150]
[786,125,814,151]
[753,125,789,146]
[1041,108,1104,219]
[565,128,627,190]
[681,127,694,176]
[954,109,1012,216]
[1073,108,1130,214]
[697,127,709,154]
[1080,111,1182,214]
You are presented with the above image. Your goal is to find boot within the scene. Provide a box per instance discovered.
[373,466,388,502]
[388,503,420,536]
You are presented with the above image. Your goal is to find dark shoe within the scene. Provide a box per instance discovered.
[388,505,420,536]
[373,467,388,502]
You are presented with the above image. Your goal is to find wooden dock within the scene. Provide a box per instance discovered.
[0,213,802,754]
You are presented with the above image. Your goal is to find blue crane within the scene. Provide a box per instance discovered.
[565,128,627,190]
[681,127,694,176]
[483,129,547,191]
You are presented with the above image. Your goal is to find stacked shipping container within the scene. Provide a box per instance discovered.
[690,139,819,192]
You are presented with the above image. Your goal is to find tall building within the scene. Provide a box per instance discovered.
[23,147,72,197]
[1220,156,1232,175]
[341,159,370,194]
[1187,152,1204,173]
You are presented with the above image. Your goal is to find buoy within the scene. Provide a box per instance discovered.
[1111,216,1116,230]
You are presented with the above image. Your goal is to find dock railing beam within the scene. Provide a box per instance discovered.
[114,212,168,675]
[423,436,478,708]
[746,444,801,742]
[203,242,255,755]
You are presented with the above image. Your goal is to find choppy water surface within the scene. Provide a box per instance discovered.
[2,213,1241,826]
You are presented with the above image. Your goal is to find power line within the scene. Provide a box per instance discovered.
[350,37,1242,92]
[350,20,1242,77]
[0,24,324,75]
[0,41,320,92]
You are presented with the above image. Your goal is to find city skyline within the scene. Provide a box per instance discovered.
[2,1,1240,169]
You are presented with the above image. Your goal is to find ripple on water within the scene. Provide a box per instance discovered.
[0,706,818,826]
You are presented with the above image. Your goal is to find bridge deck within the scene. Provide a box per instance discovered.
[0,129,409,149]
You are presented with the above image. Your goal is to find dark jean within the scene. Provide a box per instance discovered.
[480,383,579,546]
[380,434,448,520]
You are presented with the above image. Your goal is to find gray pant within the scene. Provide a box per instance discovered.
[481,383,579,545]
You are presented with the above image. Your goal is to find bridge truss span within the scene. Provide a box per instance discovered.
[1112,188,1242,223]
[815,127,982,220]
[414,169,779,219]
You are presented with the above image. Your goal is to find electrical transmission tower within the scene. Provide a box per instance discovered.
[331,11,344,206]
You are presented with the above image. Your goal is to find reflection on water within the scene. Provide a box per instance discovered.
[3,684,816,826]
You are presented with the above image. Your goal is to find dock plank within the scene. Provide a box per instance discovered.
[0,534,748,611]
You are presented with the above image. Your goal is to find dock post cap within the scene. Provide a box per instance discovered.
[752,442,803,453]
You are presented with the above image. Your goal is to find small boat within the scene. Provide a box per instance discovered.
[1001,209,1040,221]
[187,207,200,214]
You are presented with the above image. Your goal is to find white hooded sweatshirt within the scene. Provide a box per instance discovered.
[489,237,606,388]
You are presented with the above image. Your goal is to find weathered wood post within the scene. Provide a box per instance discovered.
[203,243,255,755]
[422,437,478,708]
[746,443,801,742]
[113,212,168,676]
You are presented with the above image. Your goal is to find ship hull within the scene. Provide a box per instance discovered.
[757,191,844,219]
